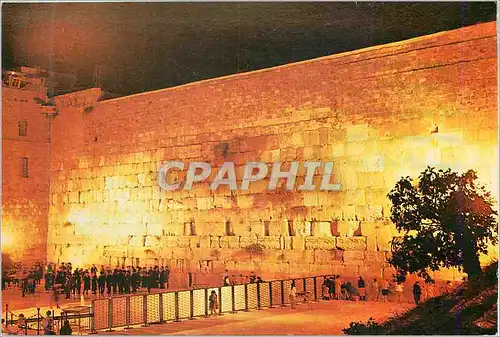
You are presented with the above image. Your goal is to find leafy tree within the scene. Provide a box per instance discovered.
[387,167,497,282]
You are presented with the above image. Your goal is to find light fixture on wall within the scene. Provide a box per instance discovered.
[430,125,439,134]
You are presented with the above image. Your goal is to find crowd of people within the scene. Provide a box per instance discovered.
[320,275,456,304]
[222,270,264,286]
[2,262,44,295]
[46,262,172,301]
[4,262,172,303]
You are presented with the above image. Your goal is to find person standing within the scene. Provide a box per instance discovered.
[21,277,28,297]
[111,269,117,294]
[83,271,90,296]
[64,276,71,299]
[106,271,113,295]
[380,279,389,303]
[165,266,170,289]
[75,269,82,296]
[131,269,139,293]
[371,278,380,301]
[357,276,366,301]
[16,313,27,335]
[413,281,422,304]
[289,281,297,309]
[395,282,404,303]
[98,272,106,296]
[322,279,330,300]
[59,316,72,335]
[249,272,256,284]
[42,311,55,335]
[124,271,131,294]
[334,275,342,300]
[159,267,166,289]
[44,270,53,291]
[147,270,153,294]
[91,273,98,295]
[328,277,335,299]
[209,290,219,317]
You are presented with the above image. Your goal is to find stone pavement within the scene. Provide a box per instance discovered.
[98,300,413,335]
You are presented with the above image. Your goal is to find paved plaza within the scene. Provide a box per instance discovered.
[3,283,413,335]
[98,300,413,335]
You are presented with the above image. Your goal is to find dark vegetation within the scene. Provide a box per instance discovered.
[344,167,498,335]
[343,261,498,335]
[387,167,497,283]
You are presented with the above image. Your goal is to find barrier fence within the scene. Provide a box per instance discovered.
[6,275,333,334]
[91,275,331,331]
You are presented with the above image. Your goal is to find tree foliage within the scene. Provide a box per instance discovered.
[387,167,497,283]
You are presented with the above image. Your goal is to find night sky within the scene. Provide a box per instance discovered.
[2,2,497,96]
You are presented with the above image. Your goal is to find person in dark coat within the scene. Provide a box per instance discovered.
[64,277,71,299]
[83,272,90,295]
[98,272,106,295]
[357,276,366,300]
[74,270,81,296]
[21,278,28,297]
[106,271,113,295]
[147,270,153,294]
[91,273,98,295]
[164,266,170,289]
[328,277,335,299]
[413,281,422,304]
[112,270,118,294]
[159,267,166,289]
[131,269,139,293]
[124,271,131,294]
[59,317,72,335]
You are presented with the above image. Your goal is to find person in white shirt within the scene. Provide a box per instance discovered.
[290,281,297,309]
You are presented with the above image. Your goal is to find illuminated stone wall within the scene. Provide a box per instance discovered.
[2,86,52,263]
[46,22,497,281]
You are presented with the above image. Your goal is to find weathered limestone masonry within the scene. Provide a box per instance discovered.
[47,23,497,281]
[2,86,52,263]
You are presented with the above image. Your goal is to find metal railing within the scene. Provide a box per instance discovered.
[5,274,332,334]
[4,306,92,335]
[91,275,330,331]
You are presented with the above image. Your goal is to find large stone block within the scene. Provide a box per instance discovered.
[178,236,191,248]
[336,237,367,251]
[239,234,258,247]
[304,236,336,250]
[210,236,221,249]
[220,236,241,249]
[343,250,365,261]
[291,236,305,251]
[257,236,281,250]
[199,236,211,248]
[366,235,377,251]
